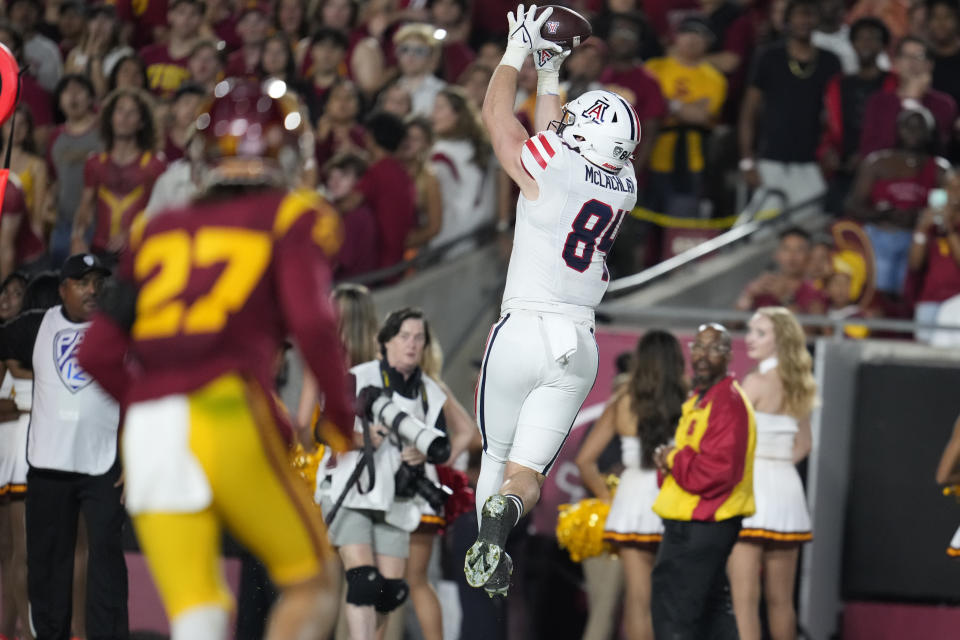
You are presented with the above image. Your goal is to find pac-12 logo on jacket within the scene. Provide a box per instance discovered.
[53,329,93,393]
[581,98,610,123]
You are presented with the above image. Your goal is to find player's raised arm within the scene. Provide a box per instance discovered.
[531,46,569,134]
[482,4,561,200]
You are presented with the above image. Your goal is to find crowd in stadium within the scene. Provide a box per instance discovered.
[0,0,959,639]
[0,0,958,334]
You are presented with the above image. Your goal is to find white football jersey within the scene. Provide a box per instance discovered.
[501,129,638,313]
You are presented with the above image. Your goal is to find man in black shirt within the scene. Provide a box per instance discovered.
[738,0,842,216]
[821,17,892,214]
[928,0,960,161]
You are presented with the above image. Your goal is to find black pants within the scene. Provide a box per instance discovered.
[651,517,742,640]
[25,463,129,640]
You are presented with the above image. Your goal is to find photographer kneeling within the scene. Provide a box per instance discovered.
[319,308,449,640]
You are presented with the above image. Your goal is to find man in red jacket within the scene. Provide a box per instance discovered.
[78,79,355,640]
[651,323,756,639]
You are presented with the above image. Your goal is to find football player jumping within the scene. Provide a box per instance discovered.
[78,79,355,640]
[465,4,641,597]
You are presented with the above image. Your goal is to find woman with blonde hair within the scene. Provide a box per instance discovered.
[729,306,817,640]
[296,283,379,444]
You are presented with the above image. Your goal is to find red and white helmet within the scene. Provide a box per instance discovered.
[554,89,641,172]
[192,77,311,191]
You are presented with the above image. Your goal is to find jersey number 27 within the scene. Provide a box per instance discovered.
[561,199,627,282]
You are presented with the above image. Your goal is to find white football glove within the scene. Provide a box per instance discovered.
[534,47,571,95]
[501,4,563,71]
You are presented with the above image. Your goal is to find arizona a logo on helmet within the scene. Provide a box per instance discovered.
[581,97,610,123]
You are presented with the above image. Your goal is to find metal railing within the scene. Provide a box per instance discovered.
[338,222,499,287]
[606,189,826,297]
[595,304,960,340]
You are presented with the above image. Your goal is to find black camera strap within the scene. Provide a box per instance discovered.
[324,413,377,527]
[380,362,429,416]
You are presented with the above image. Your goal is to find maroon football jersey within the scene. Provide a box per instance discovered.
[140,43,191,97]
[79,187,355,443]
[85,151,167,252]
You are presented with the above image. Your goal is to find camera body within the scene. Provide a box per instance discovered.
[356,386,451,463]
[394,462,453,513]
[356,386,453,512]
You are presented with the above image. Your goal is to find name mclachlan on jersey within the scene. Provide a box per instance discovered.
[584,166,635,194]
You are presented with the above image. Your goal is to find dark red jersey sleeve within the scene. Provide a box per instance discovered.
[669,387,751,500]
[273,194,354,447]
[77,312,133,402]
[77,246,138,402]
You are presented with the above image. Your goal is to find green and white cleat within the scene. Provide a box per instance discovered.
[464,495,516,590]
[464,539,502,588]
[483,552,513,598]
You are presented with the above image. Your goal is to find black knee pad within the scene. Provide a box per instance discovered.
[345,565,384,607]
[375,578,410,613]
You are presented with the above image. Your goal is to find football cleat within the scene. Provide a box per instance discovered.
[464,494,516,594]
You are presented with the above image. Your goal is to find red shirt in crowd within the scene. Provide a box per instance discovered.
[442,42,475,83]
[599,65,668,124]
[859,87,958,157]
[225,49,259,78]
[113,0,169,48]
[163,136,185,163]
[315,125,367,173]
[212,15,242,51]
[20,74,53,128]
[356,155,417,270]
[140,44,192,98]
[919,226,960,303]
[335,204,379,280]
[869,155,940,212]
[85,150,167,252]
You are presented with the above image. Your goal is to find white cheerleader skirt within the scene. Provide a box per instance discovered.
[740,456,812,546]
[948,525,960,558]
[603,467,664,550]
[0,414,29,500]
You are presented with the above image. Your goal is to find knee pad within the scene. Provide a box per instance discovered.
[375,578,409,613]
[345,565,384,607]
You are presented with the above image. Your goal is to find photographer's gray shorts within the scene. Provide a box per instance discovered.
[321,500,410,559]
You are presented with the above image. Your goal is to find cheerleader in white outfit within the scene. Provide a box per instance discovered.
[576,331,687,640]
[0,272,30,639]
[729,308,817,640]
[934,412,960,557]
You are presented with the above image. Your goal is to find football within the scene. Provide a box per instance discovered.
[536,5,592,51]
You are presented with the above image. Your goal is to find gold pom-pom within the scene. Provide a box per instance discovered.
[556,498,611,563]
[290,443,326,490]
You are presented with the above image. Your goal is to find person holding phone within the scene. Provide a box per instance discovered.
[846,106,950,298]
[908,170,960,342]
